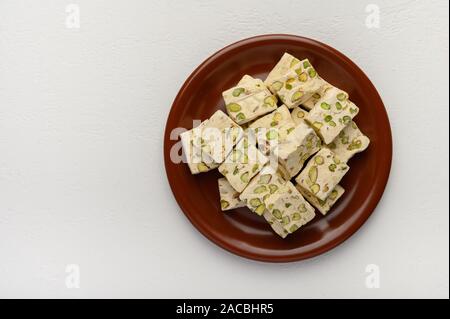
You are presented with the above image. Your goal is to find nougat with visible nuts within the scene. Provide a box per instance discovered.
[265,181,316,235]
[218,136,268,193]
[191,110,244,166]
[326,121,370,162]
[295,148,349,201]
[296,183,345,215]
[275,122,322,179]
[305,87,359,144]
[239,166,286,216]
[223,75,277,125]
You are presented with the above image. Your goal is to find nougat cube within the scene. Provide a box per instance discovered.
[265,181,316,235]
[326,121,370,162]
[305,87,359,144]
[223,75,277,125]
[248,105,295,154]
[218,136,268,193]
[239,166,286,216]
[264,52,302,87]
[218,178,246,211]
[191,110,244,165]
[295,148,349,201]
[301,81,333,110]
[180,121,219,174]
[296,184,345,215]
[275,122,322,179]
[290,106,308,125]
[267,59,326,108]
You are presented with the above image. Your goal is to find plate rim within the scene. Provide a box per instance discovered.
[163,34,393,263]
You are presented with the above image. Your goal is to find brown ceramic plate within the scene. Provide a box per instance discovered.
[164,34,392,262]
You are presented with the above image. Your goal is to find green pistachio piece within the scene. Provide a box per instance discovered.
[308,166,318,183]
[266,130,278,140]
[287,127,295,134]
[315,156,324,165]
[270,121,278,127]
[347,139,362,150]
[303,60,311,68]
[341,136,349,144]
[263,194,270,201]
[269,184,278,194]
[252,164,259,173]
[351,121,358,129]
[308,68,317,78]
[272,209,282,219]
[255,204,266,215]
[342,115,351,125]
[297,110,305,118]
[233,167,239,175]
[337,93,347,101]
[289,224,299,233]
[290,58,300,68]
[254,185,267,194]
[299,203,307,212]
[291,90,304,102]
[328,164,337,172]
[250,198,261,207]
[328,120,337,127]
[220,200,230,209]
[335,102,343,110]
[333,156,341,164]
[285,84,293,90]
[320,102,331,110]
[329,189,338,200]
[240,172,249,183]
[236,112,246,121]
[282,216,290,226]
[197,163,209,172]
[227,103,241,113]
[298,72,308,82]
[272,81,283,92]
[232,87,245,97]
[310,183,320,194]
[324,115,333,122]
[313,93,321,99]
[323,185,329,193]
[273,112,282,122]
[312,121,323,130]
[350,107,358,114]
[264,95,277,107]
[258,174,272,184]
[291,212,301,221]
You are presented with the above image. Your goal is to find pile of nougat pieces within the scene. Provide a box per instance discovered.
[180,53,370,238]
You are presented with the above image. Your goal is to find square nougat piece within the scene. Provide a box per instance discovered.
[305,87,359,144]
[267,59,326,108]
[180,121,219,174]
[218,178,246,211]
[218,136,268,193]
[191,110,244,166]
[295,148,349,201]
[264,52,302,87]
[223,75,277,125]
[296,183,345,215]
[326,121,370,162]
[265,181,316,235]
[239,166,286,216]
[275,122,322,179]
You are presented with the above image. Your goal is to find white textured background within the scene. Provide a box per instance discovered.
[0,0,448,298]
